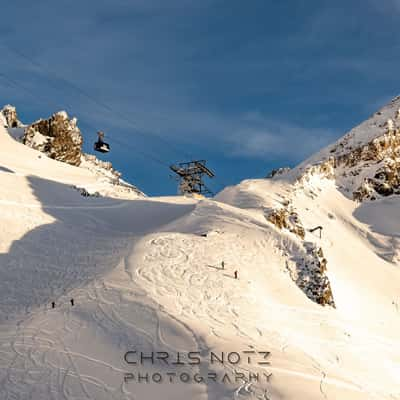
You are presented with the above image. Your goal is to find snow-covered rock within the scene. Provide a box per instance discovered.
[295,96,400,201]
[265,206,305,239]
[1,104,21,128]
[23,111,83,166]
[286,243,335,307]
[80,153,144,197]
[268,166,291,178]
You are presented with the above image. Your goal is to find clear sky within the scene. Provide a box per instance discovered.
[1,0,399,195]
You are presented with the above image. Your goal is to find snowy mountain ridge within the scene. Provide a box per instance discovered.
[293,96,400,201]
[0,98,399,400]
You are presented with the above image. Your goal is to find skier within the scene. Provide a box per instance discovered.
[234,270,238,279]
[51,301,55,309]
[70,298,74,306]
[221,261,225,270]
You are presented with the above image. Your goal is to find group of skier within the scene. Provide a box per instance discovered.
[51,298,74,309]
[220,261,238,279]
[49,263,237,312]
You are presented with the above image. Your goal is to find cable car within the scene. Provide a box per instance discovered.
[94,131,110,153]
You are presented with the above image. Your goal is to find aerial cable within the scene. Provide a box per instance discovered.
[0,71,169,168]
[106,135,169,167]
[0,43,192,160]
[1,45,222,193]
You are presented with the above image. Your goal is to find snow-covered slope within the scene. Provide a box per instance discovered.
[295,96,400,201]
[0,96,400,400]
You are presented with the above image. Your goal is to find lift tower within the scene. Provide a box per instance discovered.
[170,160,215,196]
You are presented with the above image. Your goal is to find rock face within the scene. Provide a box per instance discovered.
[326,122,400,201]
[348,129,400,201]
[23,111,83,166]
[264,202,334,307]
[296,98,400,202]
[287,244,335,307]
[265,207,306,239]
[1,105,20,128]
[297,157,336,184]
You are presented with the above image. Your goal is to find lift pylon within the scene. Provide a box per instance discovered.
[170,160,215,196]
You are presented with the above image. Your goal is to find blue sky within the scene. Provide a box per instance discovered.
[1,0,400,195]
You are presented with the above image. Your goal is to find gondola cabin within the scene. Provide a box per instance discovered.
[94,131,110,153]
[94,141,110,153]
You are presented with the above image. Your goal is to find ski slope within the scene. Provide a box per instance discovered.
[0,122,399,400]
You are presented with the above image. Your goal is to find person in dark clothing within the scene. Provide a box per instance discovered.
[234,270,238,279]
[221,261,225,270]
[51,302,55,309]
[70,299,74,306]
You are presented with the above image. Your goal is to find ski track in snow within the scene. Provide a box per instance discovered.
[1,124,400,399]
[132,231,400,399]
[1,204,399,399]
[1,196,399,399]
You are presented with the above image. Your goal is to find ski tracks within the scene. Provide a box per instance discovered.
[132,231,400,399]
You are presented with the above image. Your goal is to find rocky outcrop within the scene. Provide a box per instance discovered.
[286,244,335,307]
[82,154,120,181]
[296,115,400,201]
[348,129,400,201]
[268,167,291,178]
[73,186,101,197]
[266,207,305,239]
[1,105,21,128]
[266,202,335,307]
[297,157,336,185]
[353,159,400,201]
[335,129,400,169]
[288,98,400,202]
[23,111,83,166]
[80,153,144,197]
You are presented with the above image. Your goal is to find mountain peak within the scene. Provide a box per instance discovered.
[294,95,400,201]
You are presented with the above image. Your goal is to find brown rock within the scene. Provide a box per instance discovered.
[1,105,20,128]
[23,111,83,166]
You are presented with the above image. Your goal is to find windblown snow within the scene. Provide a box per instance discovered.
[0,98,399,400]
